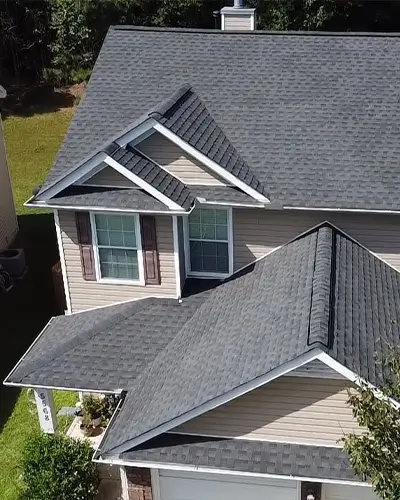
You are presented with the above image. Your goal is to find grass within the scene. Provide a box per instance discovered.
[3,107,75,214]
[0,106,76,499]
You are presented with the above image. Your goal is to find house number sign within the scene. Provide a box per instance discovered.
[33,389,57,434]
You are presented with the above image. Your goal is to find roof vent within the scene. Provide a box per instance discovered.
[220,1,255,30]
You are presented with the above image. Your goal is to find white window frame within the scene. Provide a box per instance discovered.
[184,206,233,279]
[90,212,145,286]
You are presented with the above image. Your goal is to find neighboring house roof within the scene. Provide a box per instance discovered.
[36,27,400,211]
[121,433,360,483]
[6,222,400,456]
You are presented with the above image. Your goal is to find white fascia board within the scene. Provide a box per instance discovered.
[153,122,269,203]
[104,156,185,212]
[105,349,323,455]
[93,457,371,488]
[284,205,400,215]
[4,381,121,394]
[317,353,400,411]
[115,119,155,148]
[36,152,108,201]
[25,201,187,215]
[196,199,267,209]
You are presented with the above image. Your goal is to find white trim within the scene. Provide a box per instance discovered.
[90,212,145,286]
[284,205,400,215]
[25,201,190,216]
[94,458,371,488]
[197,199,266,209]
[115,119,155,148]
[167,431,343,449]
[221,12,225,30]
[185,206,233,279]
[36,152,108,201]
[105,349,323,455]
[3,380,121,394]
[104,155,184,211]
[150,469,162,500]
[172,216,182,299]
[54,210,72,315]
[153,123,269,203]
[120,467,129,500]
[317,352,400,410]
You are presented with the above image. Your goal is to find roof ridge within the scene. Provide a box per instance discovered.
[110,26,400,38]
[307,225,335,350]
[148,84,192,119]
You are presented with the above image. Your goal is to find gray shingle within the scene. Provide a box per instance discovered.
[51,186,170,211]
[37,28,400,210]
[119,433,360,482]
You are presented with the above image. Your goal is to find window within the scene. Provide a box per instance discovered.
[188,207,231,276]
[93,214,142,281]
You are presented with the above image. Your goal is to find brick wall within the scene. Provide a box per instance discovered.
[126,467,153,500]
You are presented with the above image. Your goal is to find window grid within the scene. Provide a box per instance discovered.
[188,208,230,275]
[94,214,140,281]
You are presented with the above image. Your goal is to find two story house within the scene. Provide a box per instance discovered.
[5,6,400,500]
[0,86,18,250]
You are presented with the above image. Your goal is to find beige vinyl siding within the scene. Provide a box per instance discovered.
[82,166,134,188]
[223,13,253,30]
[233,209,400,271]
[58,210,177,312]
[136,132,227,186]
[175,377,360,446]
[0,118,18,249]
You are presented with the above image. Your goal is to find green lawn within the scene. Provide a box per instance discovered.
[0,106,77,499]
[3,108,75,214]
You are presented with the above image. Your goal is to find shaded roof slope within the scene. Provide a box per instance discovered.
[100,223,400,454]
[39,27,400,210]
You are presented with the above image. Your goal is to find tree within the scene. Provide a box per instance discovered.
[343,352,400,500]
[20,433,99,500]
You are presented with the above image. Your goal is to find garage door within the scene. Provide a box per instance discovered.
[324,484,379,500]
[159,470,297,500]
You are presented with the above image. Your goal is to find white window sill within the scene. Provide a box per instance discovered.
[187,272,230,280]
[97,278,146,286]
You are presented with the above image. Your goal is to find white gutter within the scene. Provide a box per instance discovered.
[283,205,400,215]
[3,380,122,395]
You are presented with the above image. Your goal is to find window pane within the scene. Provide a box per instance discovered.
[97,230,109,246]
[123,232,136,248]
[189,223,201,239]
[216,225,228,240]
[99,248,138,280]
[203,255,217,272]
[201,209,216,225]
[122,217,135,232]
[107,215,123,231]
[217,242,229,258]
[216,210,227,224]
[109,230,124,247]
[95,214,108,230]
[217,257,229,273]
[202,224,216,240]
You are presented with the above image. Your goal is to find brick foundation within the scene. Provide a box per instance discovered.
[126,467,153,500]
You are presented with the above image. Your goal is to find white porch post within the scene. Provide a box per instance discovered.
[33,388,57,433]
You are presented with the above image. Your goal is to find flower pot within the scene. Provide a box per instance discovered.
[80,424,93,437]
[92,415,102,427]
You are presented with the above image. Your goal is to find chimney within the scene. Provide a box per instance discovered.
[220,0,255,31]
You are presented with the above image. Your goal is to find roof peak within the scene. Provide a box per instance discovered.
[110,25,400,38]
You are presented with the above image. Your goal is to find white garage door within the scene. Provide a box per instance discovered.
[159,470,298,500]
[325,483,379,500]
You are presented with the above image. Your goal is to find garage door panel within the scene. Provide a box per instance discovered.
[324,484,379,500]
[159,470,297,500]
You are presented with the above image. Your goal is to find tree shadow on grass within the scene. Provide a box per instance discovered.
[0,213,60,432]
[1,85,77,118]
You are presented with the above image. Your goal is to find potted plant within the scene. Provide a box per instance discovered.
[80,413,93,437]
[82,395,103,427]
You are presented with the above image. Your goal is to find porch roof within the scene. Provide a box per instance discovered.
[118,433,361,484]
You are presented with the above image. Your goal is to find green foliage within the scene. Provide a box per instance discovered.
[343,350,400,499]
[48,0,91,85]
[19,433,98,500]
[82,395,102,419]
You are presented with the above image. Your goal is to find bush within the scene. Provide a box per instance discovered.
[19,433,99,500]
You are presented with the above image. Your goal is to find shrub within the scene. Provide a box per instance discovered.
[82,395,102,420]
[19,433,99,500]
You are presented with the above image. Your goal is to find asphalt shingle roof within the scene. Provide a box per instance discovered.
[120,433,360,482]
[37,27,400,210]
[51,186,170,211]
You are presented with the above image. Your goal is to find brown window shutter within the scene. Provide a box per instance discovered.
[75,212,96,281]
[140,215,160,285]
